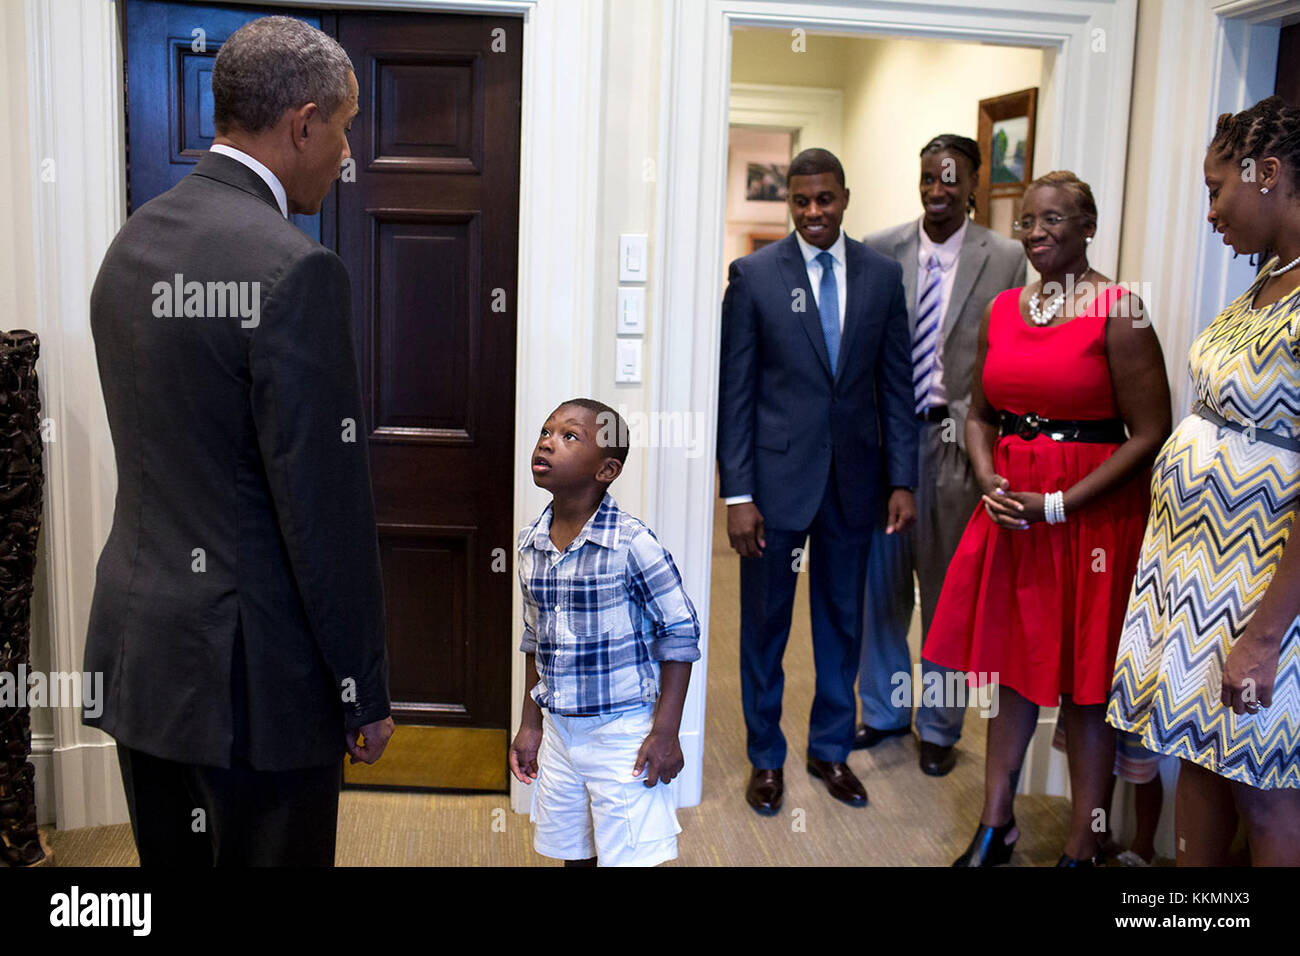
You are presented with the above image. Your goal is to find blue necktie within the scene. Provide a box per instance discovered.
[913,254,943,413]
[815,251,840,373]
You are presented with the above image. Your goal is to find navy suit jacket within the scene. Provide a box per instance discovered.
[717,231,918,531]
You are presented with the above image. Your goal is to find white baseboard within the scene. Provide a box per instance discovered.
[1022,710,1069,798]
[52,740,128,830]
[30,731,55,826]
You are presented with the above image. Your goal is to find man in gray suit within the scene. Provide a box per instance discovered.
[855,135,1027,775]
[84,17,392,865]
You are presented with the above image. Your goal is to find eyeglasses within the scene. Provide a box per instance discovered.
[1012,214,1080,233]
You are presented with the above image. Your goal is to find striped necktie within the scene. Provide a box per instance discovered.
[913,253,943,414]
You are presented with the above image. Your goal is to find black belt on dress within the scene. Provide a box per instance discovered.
[998,410,1127,443]
[918,404,950,423]
[1192,400,1300,452]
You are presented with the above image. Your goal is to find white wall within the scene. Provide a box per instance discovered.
[591,0,663,518]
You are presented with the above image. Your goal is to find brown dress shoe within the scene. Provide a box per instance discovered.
[806,758,868,806]
[746,767,784,815]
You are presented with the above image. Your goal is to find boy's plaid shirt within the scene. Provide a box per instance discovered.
[517,492,701,715]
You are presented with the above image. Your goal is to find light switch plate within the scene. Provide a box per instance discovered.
[618,234,648,282]
[617,286,645,334]
[615,338,642,383]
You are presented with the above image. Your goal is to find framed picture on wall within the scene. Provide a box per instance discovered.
[747,230,786,253]
[745,162,789,201]
[975,87,1037,235]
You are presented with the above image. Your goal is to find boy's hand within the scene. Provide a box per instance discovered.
[633,730,684,787]
[509,725,542,783]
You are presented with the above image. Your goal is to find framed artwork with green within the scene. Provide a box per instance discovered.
[975,87,1037,236]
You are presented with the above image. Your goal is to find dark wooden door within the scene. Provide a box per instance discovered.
[1277,23,1300,107]
[121,1,522,792]
[336,11,521,792]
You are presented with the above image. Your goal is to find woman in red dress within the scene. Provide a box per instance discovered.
[923,171,1171,866]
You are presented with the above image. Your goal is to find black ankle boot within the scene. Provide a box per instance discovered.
[952,817,1017,867]
[1055,853,1098,867]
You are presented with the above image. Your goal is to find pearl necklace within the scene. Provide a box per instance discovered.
[1028,287,1066,325]
[1270,253,1300,277]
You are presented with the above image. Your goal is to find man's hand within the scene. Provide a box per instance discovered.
[346,716,395,765]
[727,501,766,558]
[509,725,543,783]
[885,488,917,534]
[633,730,684,787]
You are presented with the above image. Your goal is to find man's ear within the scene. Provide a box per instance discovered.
[842,186,850,210]
[291,103,319,151]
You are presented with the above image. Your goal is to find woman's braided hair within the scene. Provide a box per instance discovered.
[1209,95,1300,196]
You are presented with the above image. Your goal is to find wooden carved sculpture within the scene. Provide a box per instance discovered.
[0,332,45,866]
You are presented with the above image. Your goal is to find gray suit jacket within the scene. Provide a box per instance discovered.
[863,218,1026,451]
[84,151,390,771]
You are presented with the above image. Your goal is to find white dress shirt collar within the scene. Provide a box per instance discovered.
[917,216,967,269]
[208,144,289,219]
[794,227,846,268]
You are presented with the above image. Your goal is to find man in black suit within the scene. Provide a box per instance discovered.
[84,16,392,866]
[718,149,918,813]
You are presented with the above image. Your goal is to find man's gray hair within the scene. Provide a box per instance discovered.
[212,16,353,135]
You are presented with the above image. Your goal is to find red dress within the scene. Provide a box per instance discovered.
[921,285,1150,707]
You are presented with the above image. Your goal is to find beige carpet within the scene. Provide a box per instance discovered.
[46,497,1074,866]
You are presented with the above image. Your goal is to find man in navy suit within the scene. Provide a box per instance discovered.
[718,149,918,813]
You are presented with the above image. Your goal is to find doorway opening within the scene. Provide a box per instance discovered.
[701,24,1075,864]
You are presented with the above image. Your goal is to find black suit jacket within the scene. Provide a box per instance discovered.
[717,232,918,531]
[84,151,390,771]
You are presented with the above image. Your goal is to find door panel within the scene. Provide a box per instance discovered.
[337,11,522,792]
[373,214,476,435]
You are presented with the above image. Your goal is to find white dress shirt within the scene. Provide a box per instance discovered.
[915,217,968,407]
[208,144,289,219]
[725,229,848,507]
[794,228,847,331]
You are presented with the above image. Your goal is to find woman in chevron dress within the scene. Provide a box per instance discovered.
[1108,97,1300,865]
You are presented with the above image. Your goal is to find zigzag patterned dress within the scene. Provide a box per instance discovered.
[1107,260,1300,789]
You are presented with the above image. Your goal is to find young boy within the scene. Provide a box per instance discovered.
[509,398,701,867]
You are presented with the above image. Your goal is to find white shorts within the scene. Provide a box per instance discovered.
[530,704,681,867]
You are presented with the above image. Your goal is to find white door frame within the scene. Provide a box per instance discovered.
[1136,0,1296,418]
[25,0,604,827]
